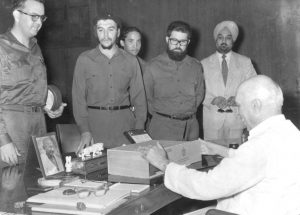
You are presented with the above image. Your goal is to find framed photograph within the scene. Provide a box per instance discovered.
[32,132,65,178]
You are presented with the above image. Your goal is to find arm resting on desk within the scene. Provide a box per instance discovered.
[200,140,230,158]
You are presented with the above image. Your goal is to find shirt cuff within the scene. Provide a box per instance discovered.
[164,162,185,192]
[0,133,12,147]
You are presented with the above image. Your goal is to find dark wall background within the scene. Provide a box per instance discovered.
[1,0,300,130]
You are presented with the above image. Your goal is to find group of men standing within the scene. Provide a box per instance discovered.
[73,14,257,151]
[1,1,300,214]
[0,0,256,165]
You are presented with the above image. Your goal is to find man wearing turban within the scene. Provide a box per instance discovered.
[201,20,257,145]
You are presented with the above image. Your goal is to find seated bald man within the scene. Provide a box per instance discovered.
[140,75,300,215]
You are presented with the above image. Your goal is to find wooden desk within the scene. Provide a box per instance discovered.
[0,155,219,215]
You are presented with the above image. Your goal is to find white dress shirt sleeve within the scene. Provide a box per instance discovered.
[164,141,267,201]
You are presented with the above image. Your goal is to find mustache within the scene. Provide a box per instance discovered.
[172,48,183,52]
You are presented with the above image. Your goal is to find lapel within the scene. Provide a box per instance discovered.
[227,52,237,89]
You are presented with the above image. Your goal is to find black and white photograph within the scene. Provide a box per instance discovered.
[32,133,64,177]
[1,0,300,214]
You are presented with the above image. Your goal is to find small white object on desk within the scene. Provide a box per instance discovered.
[65,156,72,173]
[78,143,104,161]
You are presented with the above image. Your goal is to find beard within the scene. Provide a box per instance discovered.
[216,43,232,54]
[101,44,113,50]
[167,47,187,61]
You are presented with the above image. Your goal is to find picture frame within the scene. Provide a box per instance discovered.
[32,132,65,178]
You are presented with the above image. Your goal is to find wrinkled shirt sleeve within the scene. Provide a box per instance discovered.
[196,64,205,107]
[130,59,147,129]
[143,64,155,115]
[164,142,266,201]
[0,47,12,146]
[72,55,90,133]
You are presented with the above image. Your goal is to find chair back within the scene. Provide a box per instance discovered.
[56,124,81,155]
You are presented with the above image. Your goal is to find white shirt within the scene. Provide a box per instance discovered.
[164,115,300,215]
[216,51,232,68]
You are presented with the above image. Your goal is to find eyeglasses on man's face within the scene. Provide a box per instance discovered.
[17,10,47,22]
[168,38,189,46]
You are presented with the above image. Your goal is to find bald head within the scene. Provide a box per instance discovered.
[236,75,283,129]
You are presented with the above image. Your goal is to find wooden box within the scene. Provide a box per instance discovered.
[72,153,107,175]
[107,140,202,179]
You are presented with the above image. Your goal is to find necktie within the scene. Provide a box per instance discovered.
[222,54,228,85]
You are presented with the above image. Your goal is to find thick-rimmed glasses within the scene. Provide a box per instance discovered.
[17,10,47,22]
[168,38,189,46]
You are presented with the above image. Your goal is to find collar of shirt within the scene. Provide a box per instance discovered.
[89,45,124,61]
[4,30,37,50]
[216,51,232,66]
[249,114,285,139]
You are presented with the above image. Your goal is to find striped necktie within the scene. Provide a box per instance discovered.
[222,54,228,85]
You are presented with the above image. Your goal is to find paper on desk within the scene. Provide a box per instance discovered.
[63,179,106,189]
[110,182,150,194]
[27,187,130,210]
[30,198,127,215]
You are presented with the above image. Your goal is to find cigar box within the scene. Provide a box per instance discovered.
[107,140,202,179]
[71,153,107,176]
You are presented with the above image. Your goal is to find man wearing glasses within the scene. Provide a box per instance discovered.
[144,21,204,141]
[0,0,65,167]
[201,21,256,145]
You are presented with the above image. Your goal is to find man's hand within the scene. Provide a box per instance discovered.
[1,166,21,190]
[138,142,170,172]
[76,131,94,155]
[227,96,237,107]
[211,96,227,109]
[44,103,67,119]
[0,143,20,165]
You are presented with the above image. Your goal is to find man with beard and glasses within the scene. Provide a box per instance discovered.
[201,21,256,146]
[143,21,204,141]
[72,14,146,151]
[0,0,66,167]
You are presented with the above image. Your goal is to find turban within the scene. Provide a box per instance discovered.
[213,21,239,42]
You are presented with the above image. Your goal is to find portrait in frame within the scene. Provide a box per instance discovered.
[32,132,65,178]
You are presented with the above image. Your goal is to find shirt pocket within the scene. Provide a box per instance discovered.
[86,72,108,95]
[154,76,176,98]
[0,54,32,86]
[180,79,197,97]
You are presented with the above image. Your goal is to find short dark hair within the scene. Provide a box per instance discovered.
[120,26,142,42]
[12,0,45,11]
[166,21,192,39]
[92,13,121,30]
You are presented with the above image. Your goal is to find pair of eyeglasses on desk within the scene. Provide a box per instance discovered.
[62,183,109,198]
[217,108,233,113]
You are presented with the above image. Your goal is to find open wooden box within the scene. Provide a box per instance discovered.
[107,140,202,179]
